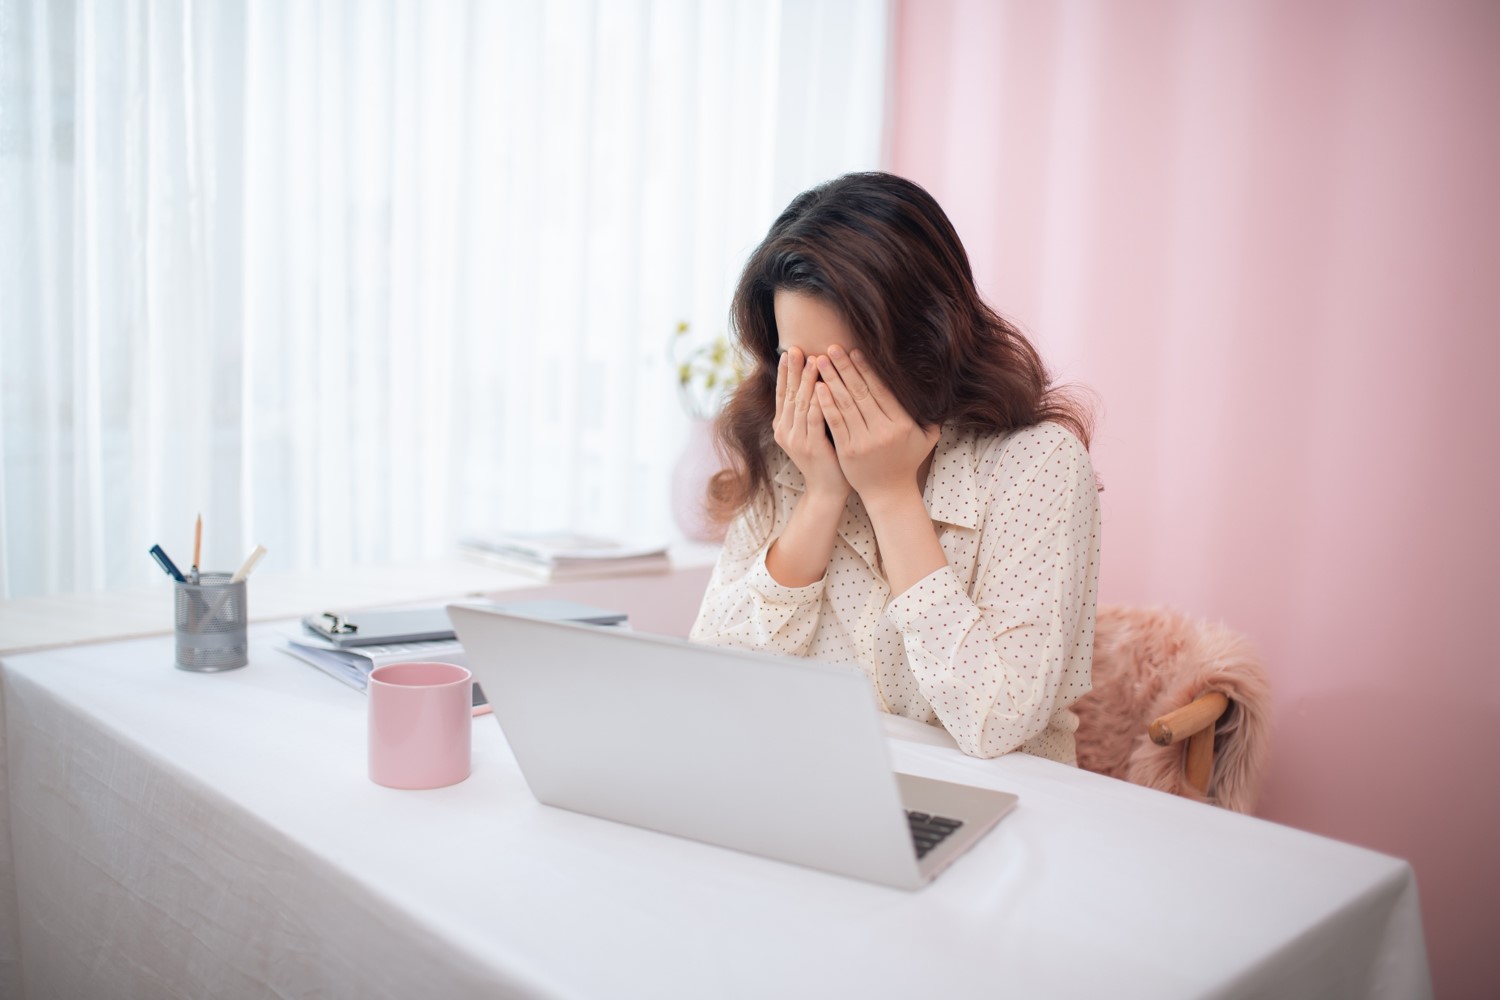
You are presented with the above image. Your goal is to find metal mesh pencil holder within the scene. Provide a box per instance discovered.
[174,572,249,672]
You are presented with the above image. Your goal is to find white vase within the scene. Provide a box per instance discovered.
[670,418,728,543]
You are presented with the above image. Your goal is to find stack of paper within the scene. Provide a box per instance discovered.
[280,634,466,692]
[280,598,631,695]
[459,531,671,581]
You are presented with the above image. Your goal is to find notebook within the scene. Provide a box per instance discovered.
[447,605,1018,890]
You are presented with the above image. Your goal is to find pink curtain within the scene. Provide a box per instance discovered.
[888,2,1499,995]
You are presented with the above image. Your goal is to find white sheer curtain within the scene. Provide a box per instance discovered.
[0,0,890,598]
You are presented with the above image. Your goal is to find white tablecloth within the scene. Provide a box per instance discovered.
[0,622,1431,999]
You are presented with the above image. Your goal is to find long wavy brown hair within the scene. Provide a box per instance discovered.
[707,171,1093,523]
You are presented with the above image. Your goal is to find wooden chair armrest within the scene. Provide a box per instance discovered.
[1149,692,1229,747]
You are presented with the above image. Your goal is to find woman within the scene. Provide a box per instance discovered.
[690,172,1100,763]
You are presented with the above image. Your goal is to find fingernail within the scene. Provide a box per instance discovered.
[850,349,864,362]
[816,356,831,371]
[828,344,844,359]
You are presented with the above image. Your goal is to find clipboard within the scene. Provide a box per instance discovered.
[301,600,627,648]
[302,608,456,648]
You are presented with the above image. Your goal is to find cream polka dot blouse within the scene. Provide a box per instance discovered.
[690,421,1101,764]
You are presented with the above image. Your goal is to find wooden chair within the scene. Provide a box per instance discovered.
[1147,690,1229,797]
[1072,606,1271,813]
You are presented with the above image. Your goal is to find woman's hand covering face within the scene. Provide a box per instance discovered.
[773,346,851,502]
[813,345,941,504]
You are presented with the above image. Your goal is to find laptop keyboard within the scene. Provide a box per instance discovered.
[907,811,964,859]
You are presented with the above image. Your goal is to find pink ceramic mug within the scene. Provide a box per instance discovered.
[367,661,473,789]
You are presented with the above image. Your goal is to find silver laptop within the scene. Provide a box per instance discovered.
[448,606,1018,890]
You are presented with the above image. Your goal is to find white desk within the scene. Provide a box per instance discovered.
[0,549,723,654]
[0,582,1430,999]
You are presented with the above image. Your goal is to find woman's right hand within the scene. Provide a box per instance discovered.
[773,347,850,502]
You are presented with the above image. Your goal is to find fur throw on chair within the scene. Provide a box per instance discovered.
[1073,606,1272,814]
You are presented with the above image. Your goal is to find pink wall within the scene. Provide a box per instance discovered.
[888,2,1500,996]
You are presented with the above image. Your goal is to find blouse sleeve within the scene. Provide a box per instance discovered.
[688,496,828,656]
[884,430,1101,758]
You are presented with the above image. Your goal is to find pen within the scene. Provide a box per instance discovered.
[192,514,202,584]
[149,544,187,583]
[230,544,267,584]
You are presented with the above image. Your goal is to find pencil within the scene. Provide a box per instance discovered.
[230,544,267,584]
[192,514,203,583]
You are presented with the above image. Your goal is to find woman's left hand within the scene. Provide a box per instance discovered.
[814,345,941,506]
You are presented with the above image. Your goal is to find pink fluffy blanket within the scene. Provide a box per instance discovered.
[1072,606,1272,814]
